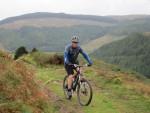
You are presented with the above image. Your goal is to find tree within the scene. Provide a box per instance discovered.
[14,46,28,60]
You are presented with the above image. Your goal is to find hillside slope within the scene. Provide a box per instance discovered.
[0,25,111,52]
[1,50,150,113]
[82,35,126,53]
[22,52,150,113]
[0,12,116,52]
[0,50,56,113]
[92,33,150,78]
[1,12,150,52]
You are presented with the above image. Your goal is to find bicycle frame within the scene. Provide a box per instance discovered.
[72,70,80,91]
[71,64,87,91]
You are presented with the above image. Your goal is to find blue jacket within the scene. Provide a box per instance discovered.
[64,44,93,65]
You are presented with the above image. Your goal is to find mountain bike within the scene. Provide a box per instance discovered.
[63,64,93,106]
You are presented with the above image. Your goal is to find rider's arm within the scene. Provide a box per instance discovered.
[79,47,93,65]
[64,45,70,64]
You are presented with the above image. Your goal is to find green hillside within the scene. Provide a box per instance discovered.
[1,12,150,52]
[92,33,150,78]
[1,50,150,113]
[0,25,110,52]
[82,34,126,53]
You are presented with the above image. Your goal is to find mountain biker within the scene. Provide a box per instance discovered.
[64,36,93,99]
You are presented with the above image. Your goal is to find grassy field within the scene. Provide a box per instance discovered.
[1,51,150,113]
[22,52,150,113]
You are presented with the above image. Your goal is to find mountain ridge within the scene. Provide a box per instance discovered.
[0,12,117,25]
[1,12,150,25]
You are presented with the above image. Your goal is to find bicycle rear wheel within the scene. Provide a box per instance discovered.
[77,79,93,106]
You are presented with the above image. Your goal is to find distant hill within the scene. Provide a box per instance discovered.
[92,33,150,78]
[0,25,111,52]
[0,12,117,25]
[0,12,150,52]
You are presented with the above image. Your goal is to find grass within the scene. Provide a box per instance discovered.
[33,59,150,113]
[0,51,56,113]
[1,51,150,113]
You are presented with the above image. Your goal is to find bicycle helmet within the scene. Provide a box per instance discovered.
[71,36,79,43]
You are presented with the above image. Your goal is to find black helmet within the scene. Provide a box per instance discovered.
[71,36,79,43]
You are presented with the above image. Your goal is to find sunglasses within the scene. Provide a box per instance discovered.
[72,41,78,44]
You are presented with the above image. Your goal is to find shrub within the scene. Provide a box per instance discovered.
[31,48,38,53]
[48,54,64,65]
[14,46,28,60]
[32,52,64,66]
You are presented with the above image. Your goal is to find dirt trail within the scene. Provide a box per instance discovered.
[44,85,84,113]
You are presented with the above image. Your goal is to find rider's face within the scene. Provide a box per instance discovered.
[72,42,78,48]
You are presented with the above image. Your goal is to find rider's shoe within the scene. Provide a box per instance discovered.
[67,89,72,100]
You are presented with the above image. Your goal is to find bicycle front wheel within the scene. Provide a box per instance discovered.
[77,79,93,106]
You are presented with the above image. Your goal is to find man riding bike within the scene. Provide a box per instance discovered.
[64,36,93,99]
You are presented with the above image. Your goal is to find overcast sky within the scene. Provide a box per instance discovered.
[0,0,150,20]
